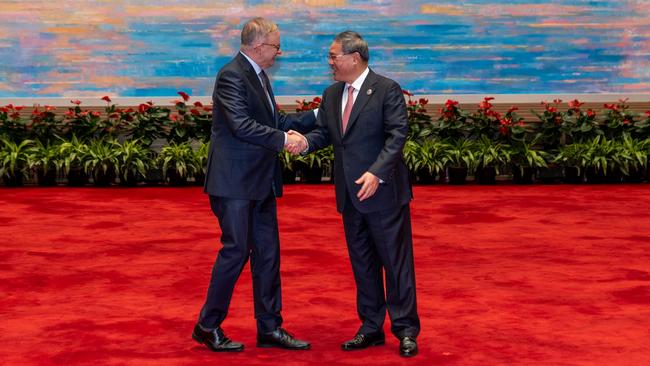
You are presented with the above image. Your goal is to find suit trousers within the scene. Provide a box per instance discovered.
[342,190,420,338]
[199,192,283,333]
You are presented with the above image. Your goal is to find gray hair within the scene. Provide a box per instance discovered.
[241,17,279,46]
[335,31,369,62]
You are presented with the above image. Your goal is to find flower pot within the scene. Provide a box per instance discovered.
[300,165,323,184]
[282,168,297,184]
[119,171,140,187]
[166,169,187,186]
[416,169,436,185]
[585,167,621,184]
[447,166,468,185]
[537,165,563,184]
[145,167,164,186]
[563,166,584,184]
[513,166,534,184]
[37,167,58,186]
[67,167,89,186]
[92,167,116,186]
[622,167,645,183]
[193,171,206,186]
[475,166,497,185]
[2,174,24,187]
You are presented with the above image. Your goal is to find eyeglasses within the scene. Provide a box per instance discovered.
[260,43,281,51]
[327,53,351,61]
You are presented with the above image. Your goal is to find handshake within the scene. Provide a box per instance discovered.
[284,130,308,155]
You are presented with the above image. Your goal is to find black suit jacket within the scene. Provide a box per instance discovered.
[304,69,412,213]
[204,53,316,199]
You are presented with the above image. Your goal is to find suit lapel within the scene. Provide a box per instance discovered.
[343,69,378,137]
[236,53,275,120]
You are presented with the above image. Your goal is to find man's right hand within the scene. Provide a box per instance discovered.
[285,130,308,155]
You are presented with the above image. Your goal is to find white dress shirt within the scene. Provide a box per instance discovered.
[341,67,370,117]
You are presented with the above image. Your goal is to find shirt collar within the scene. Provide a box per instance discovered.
[240,51,263,75]
[347,67,370,91]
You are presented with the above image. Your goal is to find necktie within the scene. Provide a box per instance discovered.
[258,70,274,114]
[342,85,355,133]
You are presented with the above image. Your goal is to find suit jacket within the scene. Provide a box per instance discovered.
[304,69,412,213]
[204,52,316,199]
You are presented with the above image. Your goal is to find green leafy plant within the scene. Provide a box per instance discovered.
[58,135,89,177]
[0,137,34,184]
[159,141,197,183]
[554,142,590,174]
[618,134,648,177]
[582,136,625,176]
[445,139,477,171]
[509,138,548,173]
[474,135,510,174]
[126,101,170,146]
[114,139,151,185]
[28,139,63,183]
[533,99,569,149]
[83,138,119,185]
[403,90,433,141]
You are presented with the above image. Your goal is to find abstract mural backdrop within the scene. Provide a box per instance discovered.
[1,0,649,97]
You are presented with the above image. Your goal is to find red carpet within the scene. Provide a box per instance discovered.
[1,184,650,365]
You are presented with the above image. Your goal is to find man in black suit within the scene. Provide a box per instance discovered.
[288,31,420,357]
[193,17,315,352]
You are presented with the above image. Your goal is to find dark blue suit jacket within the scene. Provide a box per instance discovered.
[304,69,412,213]
[204,52,316,199]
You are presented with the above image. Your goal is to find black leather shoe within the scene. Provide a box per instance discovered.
[399,336,418,357]
[192,324,244,352]
[257,328,310,350]
[341,332,385,350]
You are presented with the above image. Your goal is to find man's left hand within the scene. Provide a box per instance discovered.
[355,172,379,202]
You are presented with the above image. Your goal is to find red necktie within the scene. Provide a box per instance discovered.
[342,85,355,133]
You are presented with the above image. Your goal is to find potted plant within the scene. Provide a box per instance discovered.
[582,136,624,183]
[193,140,210,186]
[619,134,648,183]
[125,101,169,147]
[28,139,63,186]
[114,139,150,186]
[0,137,34,186]
[297,145,333,184]
[84,138,119,186]
[554,142,589,184]
[474,136,510,185]
[533,99,569,150]
[444,139,477,185]
[602,99,637,140]
[414,137,449,184]
[279,150,298,184]
[434,99,469,142]
[0,104,28,143]
[509,139,548,184]
[59,135,90,186]
[565,106,601,144]
[404,91,434,141]
[159,141,196,186]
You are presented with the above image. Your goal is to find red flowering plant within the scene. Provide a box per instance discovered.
[533,99,570,149]
[295,96,321,112]
[564,99,601,143]
[125,100,170,146]
[497,105,529,144]
[291,97,333,175]
[633,110,650,139]
[403,90,433,141]
[601,98,637,139]
[96,96,128,139]
[468,97,502,141]
[434,99,470,142]
[28,105,58,143]
[164,91,200,144]
[60,100,103,141]
[0,104,28,142]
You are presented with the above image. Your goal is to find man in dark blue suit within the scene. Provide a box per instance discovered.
[192,17,315,352]
[288,31,420,357]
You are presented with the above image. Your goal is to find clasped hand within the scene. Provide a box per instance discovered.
[284,130,308,155]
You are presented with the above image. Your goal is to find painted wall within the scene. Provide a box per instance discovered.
[1,0,649,97]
